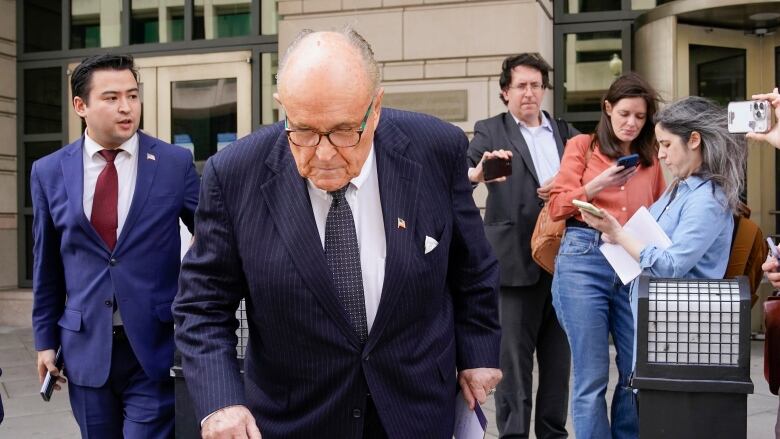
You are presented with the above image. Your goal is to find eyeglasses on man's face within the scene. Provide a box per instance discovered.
[285,98,375,148]
[507,82,544,92]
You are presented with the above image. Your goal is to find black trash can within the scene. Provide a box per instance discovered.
[632,276,754,439]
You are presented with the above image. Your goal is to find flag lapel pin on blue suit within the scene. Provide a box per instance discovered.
[147,153,156,161]
[397,218,406,229]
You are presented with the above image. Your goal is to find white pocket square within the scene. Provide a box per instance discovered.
[424,236,439,254]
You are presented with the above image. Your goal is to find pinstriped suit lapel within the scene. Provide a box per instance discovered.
[366,118,421,351]
[261,133,361,347]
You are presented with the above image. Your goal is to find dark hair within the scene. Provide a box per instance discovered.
[498,53,552,105]
[654,96,745,213]
[71,54,138,104]
[590,72,660,167]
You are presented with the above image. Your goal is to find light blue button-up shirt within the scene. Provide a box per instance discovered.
[511,112,560,184]
[638,174,734,279]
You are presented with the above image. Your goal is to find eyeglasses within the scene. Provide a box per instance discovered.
[285,98,375,148]
[507,82,544,92]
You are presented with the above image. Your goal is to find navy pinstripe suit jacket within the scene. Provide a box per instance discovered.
[173,108,501,438]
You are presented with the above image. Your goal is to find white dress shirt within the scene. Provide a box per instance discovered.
[511,112,561,184]
[306,144,387,333]
[83,131,139,325]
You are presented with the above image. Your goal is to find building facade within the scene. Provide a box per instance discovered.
[1,0,777,330]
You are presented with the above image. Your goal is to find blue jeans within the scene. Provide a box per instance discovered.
[552,227,638,439]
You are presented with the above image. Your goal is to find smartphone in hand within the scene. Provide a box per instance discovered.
[728,100,772,133]
[768,237,780,259]
[482,157,512,181]
[572,199,605,218]
[616,153,640,169]
[40,347,64,402]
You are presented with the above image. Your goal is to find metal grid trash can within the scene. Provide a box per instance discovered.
[632,276,754,439]
[173,300,249,438]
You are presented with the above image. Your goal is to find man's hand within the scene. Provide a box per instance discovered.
[763,255,780,290]
[202,405,261,439]
[36,349,65,390]
[457,368,502,410]
[747,88,780,149]
[468,150,513,184]
[537,175,556,202]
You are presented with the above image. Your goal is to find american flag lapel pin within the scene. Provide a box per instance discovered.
[397,218,406,230]
[147,153,156,161]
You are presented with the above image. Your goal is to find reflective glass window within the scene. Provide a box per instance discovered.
[564,0,621,14]
[71,0,122,48]
[171,78,238,171]
[24,68,62,134]
[24,0,62,52]
[194,0,251,40]
[562,30,623,113]
[689,45,746,106]
[130,1,186,44]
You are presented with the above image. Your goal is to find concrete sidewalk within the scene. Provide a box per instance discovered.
[0,325,776,438]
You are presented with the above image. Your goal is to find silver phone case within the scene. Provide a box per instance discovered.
[728,100,771,133]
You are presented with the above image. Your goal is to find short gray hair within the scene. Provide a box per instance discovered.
[277,27,381,93]
[654,96,745,213]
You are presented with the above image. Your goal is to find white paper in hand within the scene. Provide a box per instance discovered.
[599,206,671,285]
[453,391,487,439]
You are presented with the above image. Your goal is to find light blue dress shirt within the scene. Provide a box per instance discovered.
[629,175,734,369]
[512,112,560,184]
[638,174,734,280]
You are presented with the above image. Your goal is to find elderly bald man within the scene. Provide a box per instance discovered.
[173,28,502,439]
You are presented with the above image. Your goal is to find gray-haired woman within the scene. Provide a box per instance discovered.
[580,95,745,308]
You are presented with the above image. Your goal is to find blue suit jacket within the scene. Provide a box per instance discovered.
[31,131,200,387]
[174,109,501,438]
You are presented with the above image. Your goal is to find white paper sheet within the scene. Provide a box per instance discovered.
[599,206,671,284]
[453,393,487,439]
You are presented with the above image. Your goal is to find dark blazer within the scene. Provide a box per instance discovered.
[173,108,501,439]
[31,131,199,387]
[467,111,573,287]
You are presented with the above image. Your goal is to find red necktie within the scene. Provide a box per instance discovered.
[91,149,121,251]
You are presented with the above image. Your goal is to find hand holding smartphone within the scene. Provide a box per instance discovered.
[729,100,773,133]
[616,153,640,169]
[482,157,512,181]
[572,199,604,218]
[40,347,64,402]
[768,237,780,259]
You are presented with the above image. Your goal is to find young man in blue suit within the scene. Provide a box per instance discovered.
[31,54,199,438]
[174,29,502,439]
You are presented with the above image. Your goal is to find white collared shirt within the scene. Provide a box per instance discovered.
[511,112,561,184]
[82,131,139,326]
[306,144,387,333]
[82,131,139,237]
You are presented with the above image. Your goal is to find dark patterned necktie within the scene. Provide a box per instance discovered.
[91,149,122,251]
[325,186,368,343]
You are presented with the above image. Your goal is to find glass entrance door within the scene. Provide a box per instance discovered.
[676,24,777,333]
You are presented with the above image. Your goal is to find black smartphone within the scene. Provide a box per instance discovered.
[40,347,64,402]
[616,153,639,169]
[482,157,512,181]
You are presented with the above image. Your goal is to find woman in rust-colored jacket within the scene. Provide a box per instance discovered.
[547,73,665,439]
